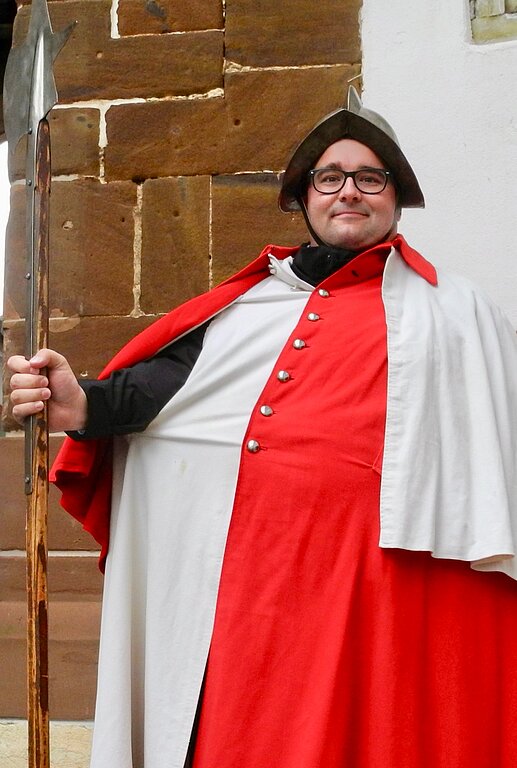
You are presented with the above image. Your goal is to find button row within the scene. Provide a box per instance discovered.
[247,304,323,453]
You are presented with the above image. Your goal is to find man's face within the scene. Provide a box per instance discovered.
[306,138,399,250]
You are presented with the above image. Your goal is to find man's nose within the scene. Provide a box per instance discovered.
[338,176,360,200]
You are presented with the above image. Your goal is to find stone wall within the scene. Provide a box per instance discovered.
[0,0,362,719]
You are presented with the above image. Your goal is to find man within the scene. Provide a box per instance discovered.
[9,88,517,768]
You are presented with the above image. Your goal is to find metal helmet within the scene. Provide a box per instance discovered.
[279,86,425,212]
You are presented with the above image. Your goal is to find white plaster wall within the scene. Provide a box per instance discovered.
[361,0,517,326]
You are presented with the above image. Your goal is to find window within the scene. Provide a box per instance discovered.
[471,0,517,42]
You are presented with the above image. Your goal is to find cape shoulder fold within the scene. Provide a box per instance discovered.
[380,252,517,579]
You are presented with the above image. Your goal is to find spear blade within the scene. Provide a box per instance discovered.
[3,0,74,158]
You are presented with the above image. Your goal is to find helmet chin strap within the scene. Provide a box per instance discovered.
[297,196,396,254]
[298,197,335,250]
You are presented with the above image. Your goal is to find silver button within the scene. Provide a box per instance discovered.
[277,370,290,382]
[318,288,330,297]
[260,405,274,417]
[307,312,320,321]
[293,339,306,350]
[247,439,260,453]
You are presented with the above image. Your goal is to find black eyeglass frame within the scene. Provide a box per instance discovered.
[308,167,392,196]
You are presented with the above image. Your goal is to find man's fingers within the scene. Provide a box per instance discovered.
[10,387,51,406]
[29,348,67,371]
[10,373,49,391]
[10,387,50,425]
[6,355,32,374]
[7,349,67,374]
[11,399,46,424]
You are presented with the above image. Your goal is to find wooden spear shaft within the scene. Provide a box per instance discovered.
[3,2,75,763]
[25,117,51,768]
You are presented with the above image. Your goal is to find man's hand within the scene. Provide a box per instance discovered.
[8,349,88,433]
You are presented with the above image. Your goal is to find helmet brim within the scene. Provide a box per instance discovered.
[279,108,425,212]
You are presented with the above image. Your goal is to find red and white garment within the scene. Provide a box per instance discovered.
[51,236,517,768]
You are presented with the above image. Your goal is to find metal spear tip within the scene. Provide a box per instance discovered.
[2,0,76,160]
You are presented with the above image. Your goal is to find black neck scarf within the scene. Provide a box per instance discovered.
[290,243,361,287]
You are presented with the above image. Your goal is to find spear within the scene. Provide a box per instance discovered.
[3,2,74,766]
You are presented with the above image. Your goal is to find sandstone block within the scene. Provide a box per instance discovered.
[0,433,98,551]
[225,0,361,67]
[223,66,361,172]
[0,564,101,718]
[4,179,136,320]
[0,554,103,602]
[0,601,28,717]
[119,0,223,36]
[211,173,307,285]
[90,29,223,101]
[9,108,101,182]
[105,65,359,180]
[0,600,100,719]
[105,96,227,181]
[47,601,101,720]
[140,176,210,313]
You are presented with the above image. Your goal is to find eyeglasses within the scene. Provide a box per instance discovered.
[308,167,391,195]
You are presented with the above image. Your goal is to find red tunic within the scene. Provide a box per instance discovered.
[192,249,517,767]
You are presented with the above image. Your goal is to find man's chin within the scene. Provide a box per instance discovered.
[324,232,369,251]
[325,225,396,252]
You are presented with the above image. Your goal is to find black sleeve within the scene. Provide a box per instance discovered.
[67,322,209,440]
